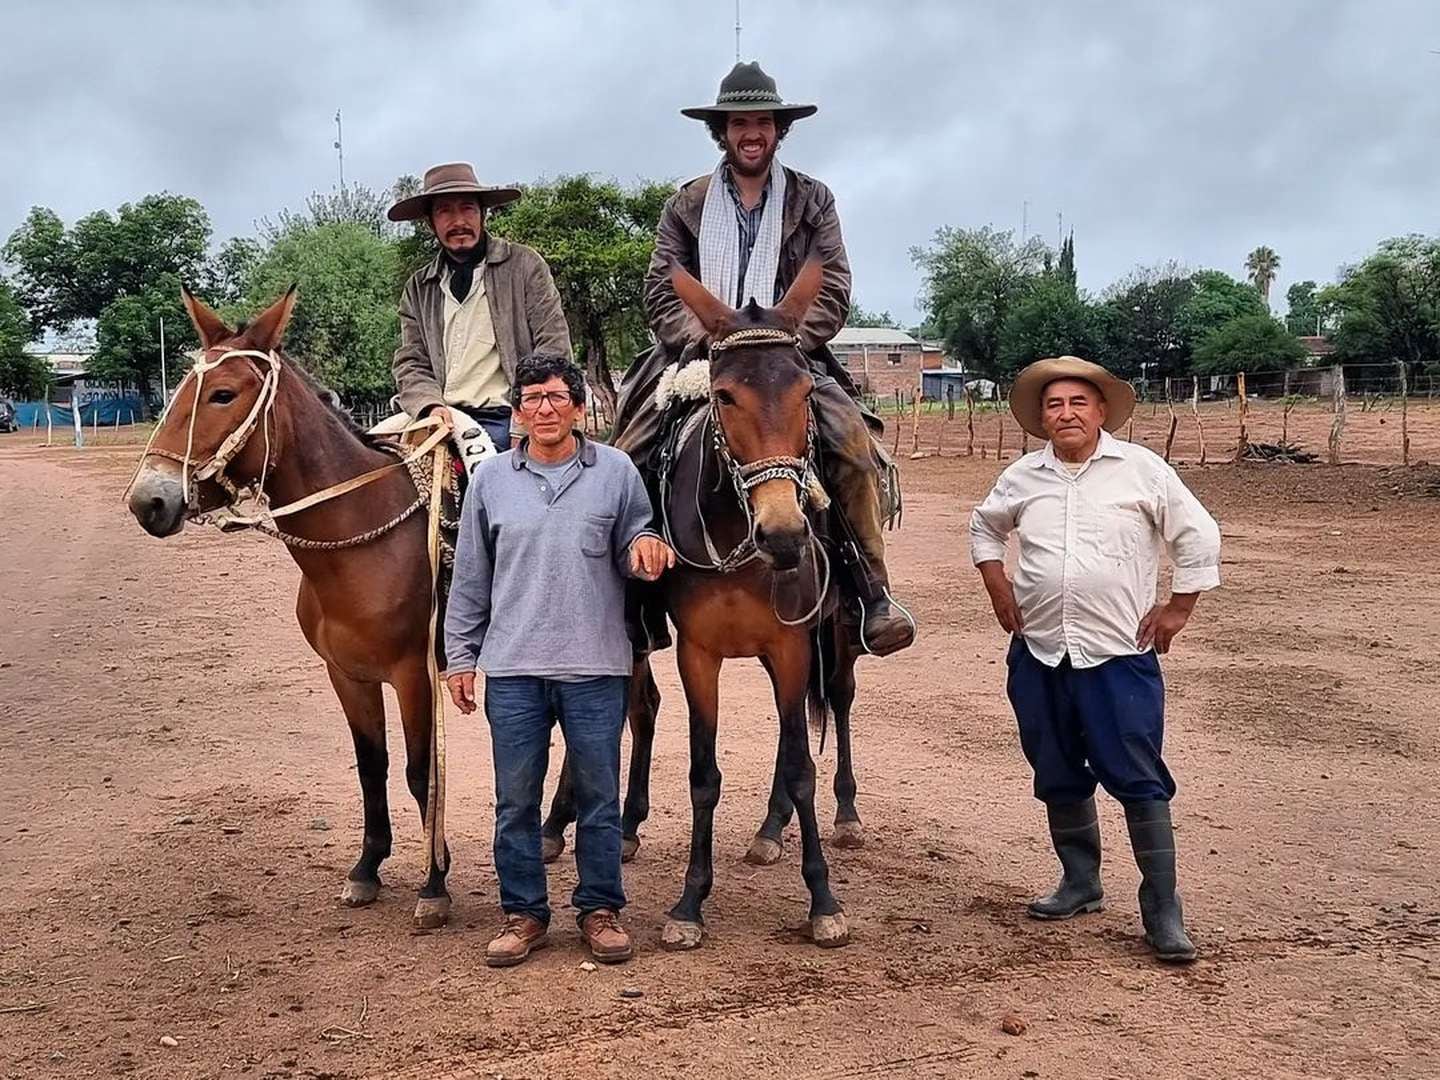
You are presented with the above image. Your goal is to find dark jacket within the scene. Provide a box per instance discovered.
[392,236,573,419]
[643,166,852,358]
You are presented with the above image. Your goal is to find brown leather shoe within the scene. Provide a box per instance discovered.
[580,909,634,964]
[485,914,548,968]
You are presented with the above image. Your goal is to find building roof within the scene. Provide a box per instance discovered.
[1297,335,1336,358]
[831,327,919,347]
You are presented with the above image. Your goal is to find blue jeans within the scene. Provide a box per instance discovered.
[484,675,627,925]
[1006,636,1176,806]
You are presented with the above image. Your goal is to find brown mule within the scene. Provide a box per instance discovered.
[127,288,451,928]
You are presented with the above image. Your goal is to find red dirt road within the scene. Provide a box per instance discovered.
[1,440,1437,1079]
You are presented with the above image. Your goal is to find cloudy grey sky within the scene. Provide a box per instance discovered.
[2,0,1437,325]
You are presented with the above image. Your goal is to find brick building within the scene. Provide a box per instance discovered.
[829,328,950,397]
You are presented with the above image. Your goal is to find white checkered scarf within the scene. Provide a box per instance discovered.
[697,157,787,309]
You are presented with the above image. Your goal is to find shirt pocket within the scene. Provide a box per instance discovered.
[1082,501,1145,559]
[580,513,614,558]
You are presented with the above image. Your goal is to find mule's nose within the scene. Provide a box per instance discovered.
[128,470,187,537]
[754,522,804,571]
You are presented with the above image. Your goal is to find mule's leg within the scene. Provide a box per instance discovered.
[327,665,391,907]
[771,634,849,947]
[620,659,660,863]
[746,738,793,866]
[829,647,865,850]
[661,642,722,952]
[394,663,452,929]
[540,751,575,864]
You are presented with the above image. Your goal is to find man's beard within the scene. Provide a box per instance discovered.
[442,229,482,256]
[726,141,776,179]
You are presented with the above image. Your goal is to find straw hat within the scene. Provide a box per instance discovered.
[1009,356,1136,439]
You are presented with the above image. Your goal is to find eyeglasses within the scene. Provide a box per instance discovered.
[517,391,576,413]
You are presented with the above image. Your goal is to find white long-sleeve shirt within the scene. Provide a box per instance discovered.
[969,431,1221,669]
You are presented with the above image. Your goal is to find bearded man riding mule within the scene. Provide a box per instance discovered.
[612,61,916,657]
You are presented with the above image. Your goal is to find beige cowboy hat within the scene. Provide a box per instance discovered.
[681,61,818,122]
[1009,356,1137,439]
[386,162,521,222]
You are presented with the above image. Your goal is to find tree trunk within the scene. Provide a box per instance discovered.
[584,325,618,429]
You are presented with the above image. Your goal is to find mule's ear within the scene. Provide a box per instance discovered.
[773,258,825,330]
[181,285,233,349]
[670,263,733,337]
[241,285,299,353]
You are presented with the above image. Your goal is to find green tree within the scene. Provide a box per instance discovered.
[488,175,672,416]
[911,225,1051,379]
[1056,230,1076,294]
[239,221,402,404]
[1320,235,1440,374]
[1244,245,1281,306]
[846,303,901,329]
[0,278,51,399]
[1285,280,1323,336]
[205,237,264,304]
[1176,270,1268,349]
[1192,314,1307,374]
[4,195,211,333]
[996,274,1099,378]
[88,274,198,396]
[1097,264,1195,381]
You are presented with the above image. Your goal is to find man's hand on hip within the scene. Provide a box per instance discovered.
[1137,594,1199,654]
[977,560,1025,635]
[630,535,676,581]
[446,671,477,714]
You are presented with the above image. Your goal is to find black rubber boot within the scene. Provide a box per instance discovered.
[1124,801,1198,963]
[1028,798,1105,920]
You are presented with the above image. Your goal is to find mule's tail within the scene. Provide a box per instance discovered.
[807,617,838,755]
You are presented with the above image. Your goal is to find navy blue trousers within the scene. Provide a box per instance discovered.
[1006,637,1176,806]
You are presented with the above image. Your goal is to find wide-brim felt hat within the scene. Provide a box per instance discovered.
[386,162,522,222]
[1009,356,1137,439]
[681,61,818,122]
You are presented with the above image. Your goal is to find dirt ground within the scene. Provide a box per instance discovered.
[1,431,1438,1080]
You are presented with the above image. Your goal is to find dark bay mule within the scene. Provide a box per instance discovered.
[126,288,451,928]
[551,261,864,950]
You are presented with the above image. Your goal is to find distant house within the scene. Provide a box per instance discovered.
[830,328,951,397]
[1297,336,1337,366]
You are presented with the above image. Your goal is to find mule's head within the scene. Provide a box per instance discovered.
[671,260,824,571]
[127,287,298,537]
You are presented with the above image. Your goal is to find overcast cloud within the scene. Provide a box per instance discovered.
[2,0,1437,325]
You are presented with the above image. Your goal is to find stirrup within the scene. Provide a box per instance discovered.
[857,588,917,656]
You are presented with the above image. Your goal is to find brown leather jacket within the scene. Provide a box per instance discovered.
[643,166,852,360]
[391,236,572,419]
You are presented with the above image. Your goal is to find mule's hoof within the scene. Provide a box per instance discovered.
[831,821,866,850]
[743,836,784,866]
[339,878,380,907]
[412,895,451,930]
[541,833,566,864]
[811,912,851,948]
[660,919,704,951]
[621,835,640,863]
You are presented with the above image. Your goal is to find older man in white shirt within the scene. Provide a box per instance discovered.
[970,356,1221,964]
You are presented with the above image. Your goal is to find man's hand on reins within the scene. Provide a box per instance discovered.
[630,535,676,581]
[446,671,477,714]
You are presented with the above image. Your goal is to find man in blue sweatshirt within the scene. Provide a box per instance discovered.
[445,353,674,968]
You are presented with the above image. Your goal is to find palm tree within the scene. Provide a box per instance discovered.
[1245,246,1281,307]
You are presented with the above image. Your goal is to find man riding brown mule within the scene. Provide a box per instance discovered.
[126,288,454,930]
[643,259,858,950]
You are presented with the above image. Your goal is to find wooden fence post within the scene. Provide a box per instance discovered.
[1234,371,1249,462]
[1328,365,1346,465]
[996,409,1005,461]
[965,387,975,456]
[1398,360,1410,466]
[893,391,903,455]
[1191,376,1206,465]
[910,393,922,456]
[1162,381,1179,463]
